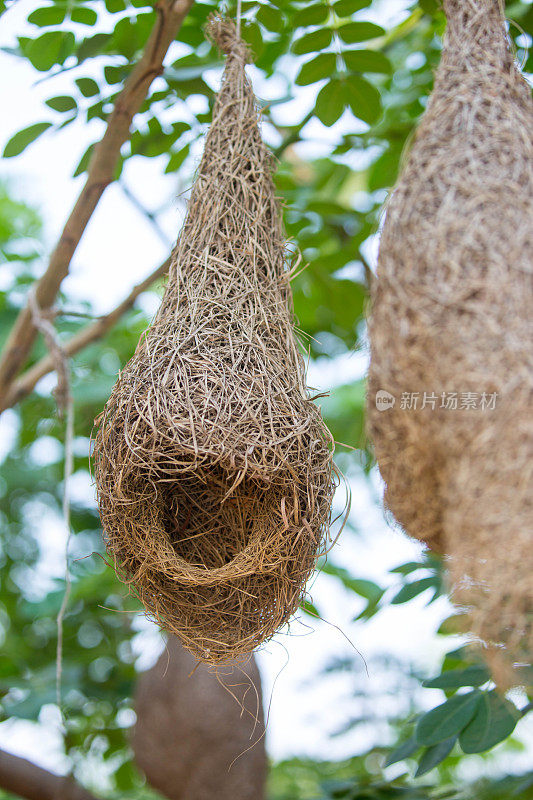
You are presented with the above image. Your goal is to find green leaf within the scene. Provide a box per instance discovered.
[415,737,456,777]
[301,599,321,618]
[87,99,105,122]
[105,0,127,10]
[337,21,385,44]
[353,597,382,621]
[459,691,520,754]
[419,0,440,12]
[77,33,112,62]
[45,95,77,113]
[390,561,424,575]
[3,123,52,158]
[345,74,381,124]
[346,578,383,603]
[385,735,419,766]
[112,15,143,59]
[315,78,346,126]
[423,664,491,690]
[343,49,391,74]
[28,6,66,26]
[256,4,283,32]
[292,28,333,55]
[70,7,98,25]
[25,31,75,71]
[391,577,436,604]
[333,0,371,16]
[104,64,129,85]
[114,758,137,791]
[164,144,191,174]
[73,143,95,177]
[321,562,382,597]
[295,53,337,85]
[166,59,219,84]
[293,4,329,27]
[437,613,469,636]
[369,141,405,191]
[321,562,384,619]
[240,21,264,58]
[416,691,482,746]
[75,77,99,97]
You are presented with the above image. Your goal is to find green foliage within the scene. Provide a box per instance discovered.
[385,647,527,773]
[458,692,521,754]
[422,665,491,690]
[296,53,337,86]
[269,755,442,799]
[269,755,533,799]
[414,738,456,778]
[3,123,52,158]
[416,692,483,747]
[315,75,382,126]
[321,547,530,776]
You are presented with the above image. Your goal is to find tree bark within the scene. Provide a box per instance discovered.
[0,749,97,800]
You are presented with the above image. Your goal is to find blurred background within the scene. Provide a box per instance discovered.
[0,0,532,798]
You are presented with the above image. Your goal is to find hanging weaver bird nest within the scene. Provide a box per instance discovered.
[94,16,336,665]
[367,0,533,684]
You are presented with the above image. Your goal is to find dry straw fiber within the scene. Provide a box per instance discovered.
[94,16,336,664]
[367,0,533,682]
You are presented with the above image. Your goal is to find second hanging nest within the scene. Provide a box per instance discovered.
[367,0,533,683]
[93,17,336,664]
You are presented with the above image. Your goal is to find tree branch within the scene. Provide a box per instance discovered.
[2,258,170,411]
[0,748,97,800]
[0,0,193,404]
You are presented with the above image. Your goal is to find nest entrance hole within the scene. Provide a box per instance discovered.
[160,468,274,571]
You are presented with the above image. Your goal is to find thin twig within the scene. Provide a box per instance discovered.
[28,289,74,728]
[3,258,170,411]
[56,400,74,717]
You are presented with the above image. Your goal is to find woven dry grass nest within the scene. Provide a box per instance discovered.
[93,16,336,664]
[367,0,533,684]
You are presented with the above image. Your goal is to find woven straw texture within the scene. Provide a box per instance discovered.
[367,0,533,683]
[93,16,335,665]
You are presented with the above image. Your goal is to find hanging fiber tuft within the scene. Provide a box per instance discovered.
[367,0,533,684]
[93,16,336,665]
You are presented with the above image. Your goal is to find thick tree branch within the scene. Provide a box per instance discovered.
[0,748,97,800]
[2,258,170,411]
[0,0,193,403]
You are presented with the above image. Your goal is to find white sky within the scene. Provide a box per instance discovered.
[0,0,532,787]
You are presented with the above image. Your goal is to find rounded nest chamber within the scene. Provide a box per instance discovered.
[93,16,337,664]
